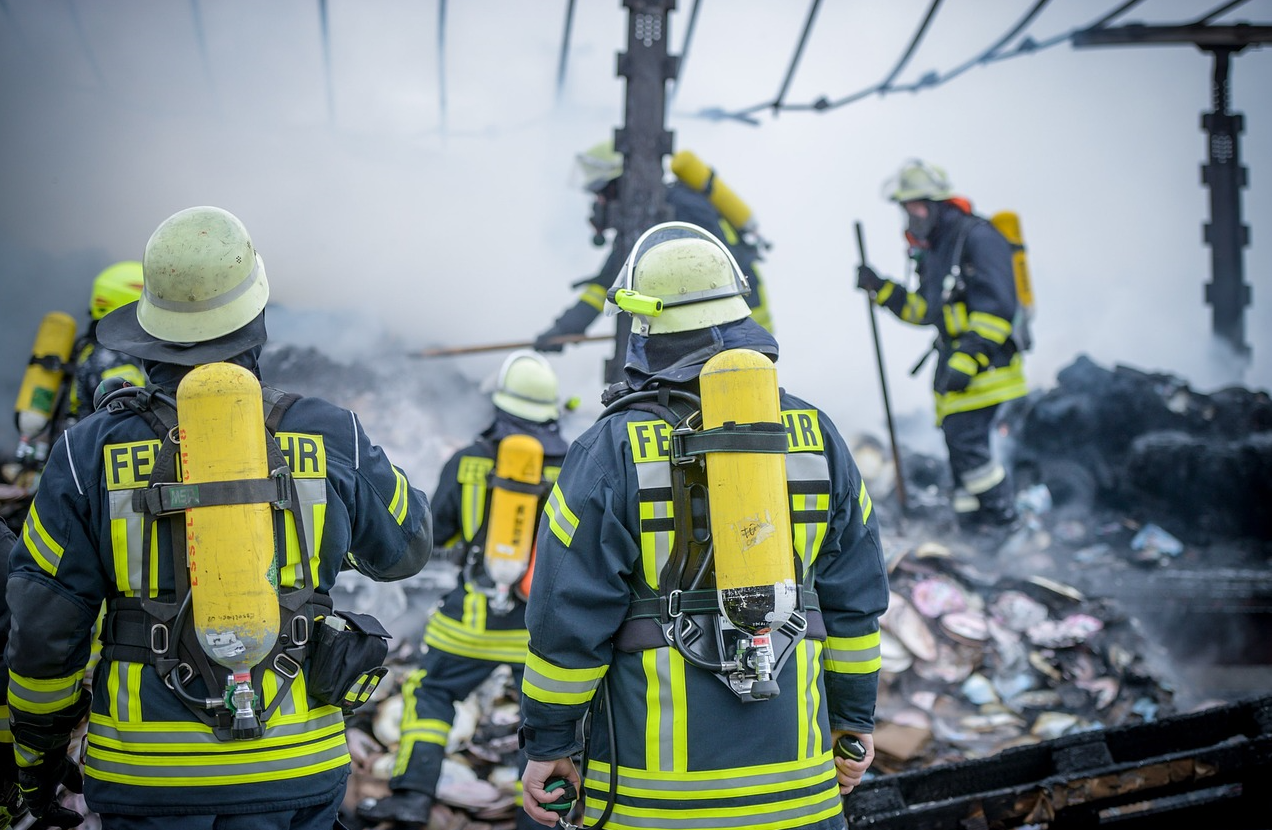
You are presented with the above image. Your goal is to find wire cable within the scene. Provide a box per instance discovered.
[668,0,702,105]
[697,0,1159,123]
[890,0,1051,92]
[437,0,448,130]
[770,0,823,114]
[318,0,335,123]
[1191,0,1251,26]
[556,0,576,101]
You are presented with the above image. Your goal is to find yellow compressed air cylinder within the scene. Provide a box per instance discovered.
[177,362,279,674]
[14,311,77,441]
[671,149,756,233]
[990,211,1034,312]
[699,348,795,636]
[484,434,544,589]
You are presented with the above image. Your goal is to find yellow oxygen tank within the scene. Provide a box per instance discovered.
[14,311,77,464]
[484,434,544,613]
[671,149,756,233]
[990,211,1035,314]
[699,348,796,698]
[177,362,278,738]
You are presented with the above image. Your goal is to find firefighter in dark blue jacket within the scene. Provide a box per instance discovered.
[5,205,432,829]
[520,222,889,830]
[358,349,568,829]
[857,159,1028,532]
[533,140,773,354]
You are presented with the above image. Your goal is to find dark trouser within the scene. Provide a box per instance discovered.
[941,404,1016,526]
[393,649,533,828]
[98,779,345,829]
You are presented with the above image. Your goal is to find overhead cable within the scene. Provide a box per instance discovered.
[697,0,1157,124]
[318,0,335,123]
[1191,0,1251,26]
[556,0,576,100]
[668,0,702,105]
[438,0,448,129]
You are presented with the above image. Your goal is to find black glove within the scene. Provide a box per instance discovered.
[17,754,83,830]
[936,353,977,394]
[856,264,885,294]
[534,301,599,353]
[0,778,28,830]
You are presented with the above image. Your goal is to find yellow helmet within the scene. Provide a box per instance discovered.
[90,260,145,321]
[576,139,624,193]
[138,206,269,343]
[607,222,751,336]
[884,159,953,203]
[492,350,561,423]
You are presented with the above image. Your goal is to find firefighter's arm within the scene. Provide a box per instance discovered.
[959,226,1018,358]
[873,277,931,326]
[344,411,433,582]
[429,451,467,548]
[832,730,875,795]
[812,425,890,735]
[519,443,633,758]
[6,456,101,828]
[534,245,625,352]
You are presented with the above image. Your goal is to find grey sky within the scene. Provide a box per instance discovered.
[2,0,1270,477]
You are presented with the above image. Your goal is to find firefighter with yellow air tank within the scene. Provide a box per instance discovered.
[856,159,1031,535]
[5,205,433,829]
[533,140,775,353]
[520,222,889,830]
[358,349,570,829]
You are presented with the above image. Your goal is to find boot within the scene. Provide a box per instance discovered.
[355,790,434,825]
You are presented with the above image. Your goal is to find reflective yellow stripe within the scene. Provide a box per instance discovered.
[962,461,1006,495]
[580,283,608,311]
[21,505,64,576]
[424,612,529,663]
[8,672,84,714]
[824,631,882,675]
[388,465,409,525]
[900,292,928,324]
[85,732,350,787]
[943,302,970,335]
[948,352,979,376]
[969,310,1012,344]
[934,354,1028,424]
[458,456,493,540]
[859,483,873,525]
[580,756,842,830]
[544,483,578,547]
[522,652,606,705]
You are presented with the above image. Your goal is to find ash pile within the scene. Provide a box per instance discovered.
[856,353,1272,775]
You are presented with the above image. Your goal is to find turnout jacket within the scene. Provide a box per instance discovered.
[6,361,432,817]
[520,324,889,830]
[422,413,569,663]
[874,200,1028,424]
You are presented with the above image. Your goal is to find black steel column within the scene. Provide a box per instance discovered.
[1200,46,1252,360]
[604,0,678,385]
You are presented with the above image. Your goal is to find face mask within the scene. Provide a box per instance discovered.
[906,201,939,242]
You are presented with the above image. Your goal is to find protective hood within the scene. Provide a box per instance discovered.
[481,409,570,458]
[623,317,778,391]
[141,345,264,394]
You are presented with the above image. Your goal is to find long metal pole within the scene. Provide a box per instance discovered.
[855,221,908,520]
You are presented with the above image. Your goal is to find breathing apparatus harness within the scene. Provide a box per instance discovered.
[97,382,330,741]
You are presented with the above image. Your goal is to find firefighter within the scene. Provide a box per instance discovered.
[520,222,889,830]
[357,350,569,830]
[6,205,433,829]
[61,261,149,430]
[857,159,1028,533]
[532,139,774,353]
[0,520,26,830]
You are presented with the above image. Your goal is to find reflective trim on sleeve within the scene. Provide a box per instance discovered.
[21,506,65,576]
[388,465,410,525]
[580,283,609,312]
[522,651,606,705]
[543,483,579,547]
[8,672,85,715]
[823,631,882,675]
[969,310,1012,344]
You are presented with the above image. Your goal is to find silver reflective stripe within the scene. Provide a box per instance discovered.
[633,459,673,588]
[961,461,1006,496]
[142,255,262,313]
[108,490,145,592]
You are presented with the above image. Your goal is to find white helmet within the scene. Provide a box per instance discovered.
[884,159,953,203]
[492,350,561,423]
[575,139,624,193]
[138,206,269,343]
[606,222,751,336]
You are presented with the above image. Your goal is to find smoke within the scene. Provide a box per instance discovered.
[3,0,1271,469]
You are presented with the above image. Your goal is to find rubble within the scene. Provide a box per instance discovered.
[5,346,1270,827]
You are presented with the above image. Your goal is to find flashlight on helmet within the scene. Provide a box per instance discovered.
[610,289,663,317]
